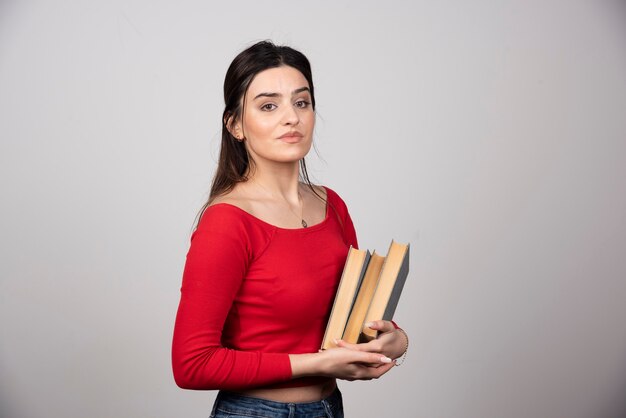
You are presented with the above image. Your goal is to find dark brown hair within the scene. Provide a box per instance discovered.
[195,40,321,225]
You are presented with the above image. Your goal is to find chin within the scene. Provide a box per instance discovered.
[276,144,312,162]
[251,142,312,164]
[275,153,309,163]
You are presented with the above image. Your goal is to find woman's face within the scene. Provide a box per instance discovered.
[237,65,315,166]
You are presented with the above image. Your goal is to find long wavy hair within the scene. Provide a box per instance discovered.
[195,41,321,226]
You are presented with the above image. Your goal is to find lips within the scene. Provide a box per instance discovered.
[278,131,304,143]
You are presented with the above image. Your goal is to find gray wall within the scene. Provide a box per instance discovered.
[1,1,625,417]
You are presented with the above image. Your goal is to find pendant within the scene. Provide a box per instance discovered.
[301,219,308,228]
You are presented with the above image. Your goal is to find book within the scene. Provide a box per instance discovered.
[321,240,410,349]
[341,251,386,344]
[360,240,410,341]
[320,247,371,349]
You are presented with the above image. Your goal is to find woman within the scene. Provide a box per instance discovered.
[172,40,409,418]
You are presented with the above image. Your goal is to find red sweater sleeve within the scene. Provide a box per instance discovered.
[171,206,292,390]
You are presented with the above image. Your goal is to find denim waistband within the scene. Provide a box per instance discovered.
[211,387,344,418]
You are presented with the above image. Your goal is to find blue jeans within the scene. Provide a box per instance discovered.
[209,388,344,418]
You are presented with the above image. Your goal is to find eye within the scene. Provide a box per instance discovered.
[261,103,277,111]
[294,100,311,109]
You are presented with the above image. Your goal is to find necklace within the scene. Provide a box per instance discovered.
[301,211,308,228]
[273,188,307,228]
[297,191,308,228]
[285,191,308,228]
[254,182,308,228]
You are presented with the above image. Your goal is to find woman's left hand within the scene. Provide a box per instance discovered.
[335,320,407,363]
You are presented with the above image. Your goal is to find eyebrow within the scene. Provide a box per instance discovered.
[253,87,310,100]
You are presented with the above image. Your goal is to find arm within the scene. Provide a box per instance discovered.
[289,348,395,381]
[171,208,291,390]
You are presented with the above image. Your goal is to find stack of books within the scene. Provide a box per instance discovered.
[321,240,410,349]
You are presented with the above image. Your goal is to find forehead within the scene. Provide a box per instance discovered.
[246,66,309,96]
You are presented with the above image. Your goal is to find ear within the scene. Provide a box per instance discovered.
[224,114,243,140]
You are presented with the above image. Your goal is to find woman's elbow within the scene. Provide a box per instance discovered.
[172,357,224,390]
[173,366,194,389]
[172,359,195,389]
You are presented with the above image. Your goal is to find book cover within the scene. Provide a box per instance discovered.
[342,251,385,344]
[361,240,410,341]
[320,246,371,349]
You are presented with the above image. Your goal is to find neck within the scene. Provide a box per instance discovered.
[246,160,302,204]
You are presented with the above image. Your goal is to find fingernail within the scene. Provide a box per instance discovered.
[333,339,339,345]
[381,356,392,363]
[365,322,374,328]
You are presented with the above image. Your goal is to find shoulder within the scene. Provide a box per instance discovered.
[195,203,249,238]
[196,187,263,235]
[208,187,255,214]
[321,185,338,202]
[305,184,330,206]
[198,186,261,232]
[321,185,349,209]
[193,203,274,259]
[318,185,352,223]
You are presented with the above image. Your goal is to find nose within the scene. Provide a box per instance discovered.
[282,104,300,126]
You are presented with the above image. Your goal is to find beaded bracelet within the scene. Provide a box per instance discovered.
[390,321,409,366]
[394,328,409,366]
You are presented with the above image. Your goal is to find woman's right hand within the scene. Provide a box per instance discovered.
[289,347,395,381]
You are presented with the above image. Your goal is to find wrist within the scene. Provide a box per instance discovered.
[289,352,327,378]
[394,328,409,366]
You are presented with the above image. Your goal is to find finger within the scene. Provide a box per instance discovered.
[365,320,396,333]
[372,361,396,376]
[362,362,386,368]
[341,348,392,365]
[353,350,393,365]
[331,345,392,364]
[335,339,360,350]
[337,338,383,354]
[358,361,396,379]
[335,339,375,352]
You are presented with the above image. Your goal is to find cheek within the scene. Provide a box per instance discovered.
[303,111,315,128]
[244,115,276,138]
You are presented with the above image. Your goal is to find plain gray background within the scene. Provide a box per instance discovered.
[1,1,626,417]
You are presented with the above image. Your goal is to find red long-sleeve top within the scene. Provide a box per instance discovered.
[172,187,358,390]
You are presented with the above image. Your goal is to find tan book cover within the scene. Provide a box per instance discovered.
[361,240,410,341]
[320,246,371,349]
[341,251,385,344]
